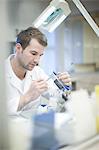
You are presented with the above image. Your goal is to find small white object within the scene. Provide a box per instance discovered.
[37,105,48,114]
[70,89,97,142]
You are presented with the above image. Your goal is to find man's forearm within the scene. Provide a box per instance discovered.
[17,93,32,111]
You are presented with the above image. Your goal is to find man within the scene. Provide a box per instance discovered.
[5,27,71,116]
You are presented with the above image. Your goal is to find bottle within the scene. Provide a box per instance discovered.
[50,72,71,101]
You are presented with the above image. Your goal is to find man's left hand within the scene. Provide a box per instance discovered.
[57,72,71,86]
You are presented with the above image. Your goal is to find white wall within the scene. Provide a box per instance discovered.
[0,0,10,149]
[7,0,49,41]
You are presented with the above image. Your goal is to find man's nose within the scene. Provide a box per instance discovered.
[34,55,40,63]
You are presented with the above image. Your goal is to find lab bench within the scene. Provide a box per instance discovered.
[59,134,99,150]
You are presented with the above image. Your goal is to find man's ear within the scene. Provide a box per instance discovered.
[15,43,23,53]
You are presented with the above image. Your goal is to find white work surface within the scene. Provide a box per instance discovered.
[59,134,99,150]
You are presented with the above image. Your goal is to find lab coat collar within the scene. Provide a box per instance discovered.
[6,55,33,94]
[7,70,33,94]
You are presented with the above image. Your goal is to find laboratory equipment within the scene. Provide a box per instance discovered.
[48,71,71,102]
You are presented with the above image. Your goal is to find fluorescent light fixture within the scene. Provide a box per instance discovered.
[33,0,71,32]
[72,0,99,37]
[33,6,56,28]
[46,14,66,32]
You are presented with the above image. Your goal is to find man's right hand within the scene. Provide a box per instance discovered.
[27,79,48,100]
[18,79,48,110]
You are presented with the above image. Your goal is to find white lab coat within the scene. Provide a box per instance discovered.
[5,55,57,116]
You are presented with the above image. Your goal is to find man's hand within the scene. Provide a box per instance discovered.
[57,72,71,86]
[27,79,48,100]
[18,79,48,110]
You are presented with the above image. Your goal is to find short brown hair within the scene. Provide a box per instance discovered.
[16,27,48,49]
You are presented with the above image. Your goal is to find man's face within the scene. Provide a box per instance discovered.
[16,38,45,71]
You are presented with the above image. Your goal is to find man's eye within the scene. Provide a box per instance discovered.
[40,54,43,57]
[31,53,36,55]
